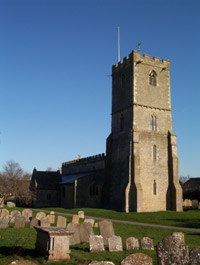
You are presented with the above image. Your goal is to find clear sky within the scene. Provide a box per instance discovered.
[1,0,200,177]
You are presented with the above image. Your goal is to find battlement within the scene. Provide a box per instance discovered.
[113,50,170,69]
[62,153,105,167]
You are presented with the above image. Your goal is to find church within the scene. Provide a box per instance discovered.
[30,49,183,212]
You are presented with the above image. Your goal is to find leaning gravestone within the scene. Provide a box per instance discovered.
[0,208,9,218]
[36,212,46,221]
[84,218,95,227]
[30,218,39,228]
[89,235,105,252]
[0,217,9,228]
[40,217,50,227]
[47,214,55,224]
[89,262,115,265]
[99,220,115,244]
[22,209,32,223]
[190,246,200,265]
[121,253,153,265]
[72,215,79,224]
[56,216,67,228]
[157,233,190,265]
[140,237,154,250]
[14,216,25,228]
[79,222,94,243]
[10,210,21,224]
[78,211,84,219]
[108,235,123,252]
[126,237,139,250]
[66,222,80,245]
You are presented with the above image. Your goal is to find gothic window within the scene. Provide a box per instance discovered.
[153,180,157,195]
[89,184,99,196]
[149,70,157,86]
[150,115,157,131]
[121,74,125,88]
[120,114,124,131]
[153,145,157,161]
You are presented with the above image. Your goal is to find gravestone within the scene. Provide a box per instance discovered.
[79,222,94,243]
[140,237,154,250]
[89,262,115,265]
[84,218,95,227]
[99,220,115,244]
[126,237,139,250]
[89,235,105,252]
[57,216,67,228]
[0,208,9,218]
[10,210,21,224]
[0,216,9,228]
[22,209,32,223]
[172,232,185,243]
[50,211,55,215]
[7,202,15,208]
[36,212,46,220]
[47,214,55,224]
[121,253,153,265]
[192,200,198,209]
[78,211,84,219]
[190,247,200,265]
[30,218,39,228]
[183,199,192,207]
[40,217,50,227]
[72,215,79,224]
[66,222,80,245]
[108,235,123,252]
[157,233,190,265]
[94,222,99,228]
[8,260,38,265]
[14,216,25,228]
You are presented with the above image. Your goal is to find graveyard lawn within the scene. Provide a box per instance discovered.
[0,214,200,264]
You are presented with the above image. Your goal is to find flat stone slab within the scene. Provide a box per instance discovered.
[108,235,123,252]
[140,237,154,250]
[126,237,139,250]
[89,235,105,252]
[121,253,153,265]
[99,220,115,244]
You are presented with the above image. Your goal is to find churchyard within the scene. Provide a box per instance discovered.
[0,206,200,264]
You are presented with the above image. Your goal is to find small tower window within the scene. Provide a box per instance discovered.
[120,114,124,131]
[149,71,157,86]
[153,145,157,161]
[150,115,157,131]
[89,184,99,196]
[153,180,157,195]
[121,74,125,88]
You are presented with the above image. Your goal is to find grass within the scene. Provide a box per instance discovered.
[0,207,200,264]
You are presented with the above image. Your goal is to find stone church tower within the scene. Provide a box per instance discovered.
[105,50,182,212]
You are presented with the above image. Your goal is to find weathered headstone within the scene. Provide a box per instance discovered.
[192,200,198,209]
[157,233,190,265]
[7,202,15,208]
[99,220,115,244]
[30,218,39,228]
[84,218,95,227]
[0,216,9,228]
[10,210,21,224]
[190,246,200,265]
[94,222,99,228]
[79,222,94,243]
[121,253,153,265]
[72,215,79,224]
[89,235,105,252]
[108,235,123,252]
[78,211,84,219]
[126,237,139,250]
[40,217,50,227]
[140,237,154,250]
[50,211,55,215]
[47,214,55,224]
[66,222,80,245]
[22,209,32,223]
[36,211,46,220]
[0,208,9,218]
[57,216,67,228]
[88,261,115,265]
[171,232,185,243]
[183,199,192,207]
[14,216,25,228]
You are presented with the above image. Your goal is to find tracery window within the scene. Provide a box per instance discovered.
[149,70,157,86]
[150,115,157,131]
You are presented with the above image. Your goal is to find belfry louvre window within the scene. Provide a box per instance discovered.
[150,115,157,131]
[149,71,157,86]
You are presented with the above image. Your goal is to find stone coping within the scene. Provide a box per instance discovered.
[34,226,74,236]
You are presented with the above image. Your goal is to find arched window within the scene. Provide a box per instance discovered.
[149,71,157,86]
[150,115,157,131]
[121,74,125,88]
[120,114,124,131]
[89,184,99,196]
[153,180,157,195]
[153,145,157,161]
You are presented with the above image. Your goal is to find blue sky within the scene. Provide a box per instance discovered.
[0,0,200,177]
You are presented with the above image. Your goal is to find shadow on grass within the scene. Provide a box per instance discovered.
[167,219,200,228]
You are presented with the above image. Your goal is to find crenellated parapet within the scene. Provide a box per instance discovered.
[62,153,105,167]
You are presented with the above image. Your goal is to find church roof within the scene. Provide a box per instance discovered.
[59,173,88,184]
[183,178,200,190]
[31,169,61,190]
